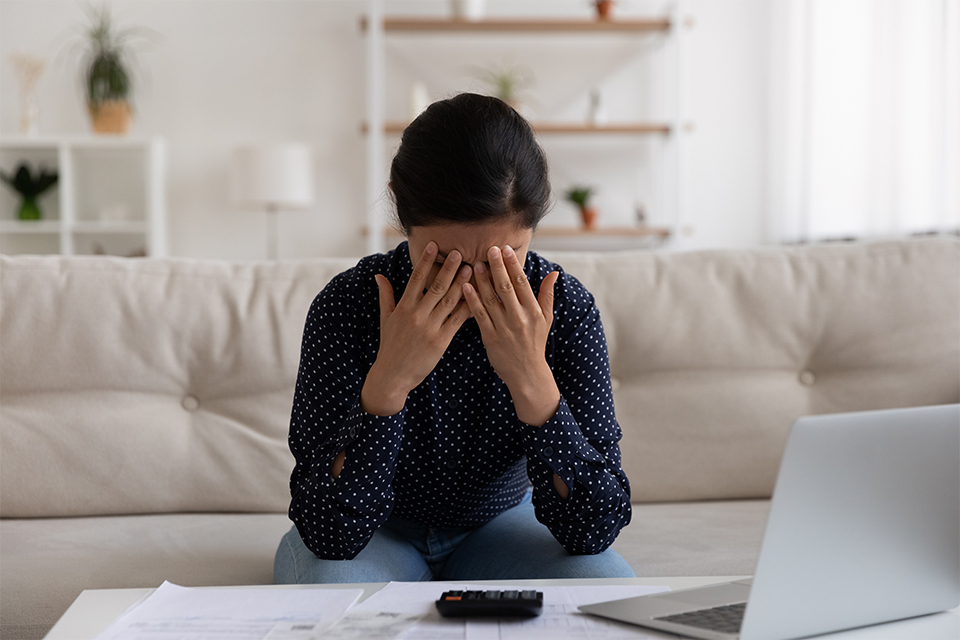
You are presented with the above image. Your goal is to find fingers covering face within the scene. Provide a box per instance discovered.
[501,244,538,307]
[406,241,438,303]
[431,262,472,323]
[464,244,554,327]
[423,249,463,304]
[465,261,499,328]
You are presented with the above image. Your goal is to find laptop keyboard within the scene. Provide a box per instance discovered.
[654,602,746,635]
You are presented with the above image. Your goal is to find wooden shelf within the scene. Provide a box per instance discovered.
[531,123,671,134]
[536,226,671,238]
[363,17,671,33]
[371,121,671,135]
[375,225,670,239]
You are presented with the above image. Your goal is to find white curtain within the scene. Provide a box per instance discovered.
[768,0,960,243]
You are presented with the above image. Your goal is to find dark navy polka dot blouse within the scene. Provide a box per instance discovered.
[287,242,631,560]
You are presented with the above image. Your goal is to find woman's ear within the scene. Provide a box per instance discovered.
[387,182,393,192]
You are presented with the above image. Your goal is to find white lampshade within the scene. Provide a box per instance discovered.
[231,143,315,209]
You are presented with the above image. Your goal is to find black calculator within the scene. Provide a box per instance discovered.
[436,589,544,617]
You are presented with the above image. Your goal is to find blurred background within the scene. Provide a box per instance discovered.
[0,0,957,260]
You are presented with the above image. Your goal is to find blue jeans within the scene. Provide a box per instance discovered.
[274,492,635,583]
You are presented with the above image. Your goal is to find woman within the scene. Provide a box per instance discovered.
[274,93,634,583]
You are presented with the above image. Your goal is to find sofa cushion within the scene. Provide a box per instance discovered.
[0,513,293,640]
[546,238,960,501]
[0,501,770,640]
[1,239,957,517]
[1,257,354,518]
[612,499,768,577]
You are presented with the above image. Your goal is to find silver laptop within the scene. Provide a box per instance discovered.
[580,404,960,640]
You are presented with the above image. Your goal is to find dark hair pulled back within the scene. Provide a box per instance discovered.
[389,93,551,234]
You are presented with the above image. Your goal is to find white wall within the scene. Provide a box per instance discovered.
[0,0,771,259]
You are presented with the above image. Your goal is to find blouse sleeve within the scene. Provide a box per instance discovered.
[287,278,404,560]
[520,275,632,555]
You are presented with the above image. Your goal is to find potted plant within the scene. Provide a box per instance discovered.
[476,64,534,111]
[79,5,144,134]
[565,185,598,229]
[0,163,58,220]
[594,0,615,20]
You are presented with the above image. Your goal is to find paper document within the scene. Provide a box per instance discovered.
[345,581,671,640]
[93,581,363,640]
[321,610,423,639]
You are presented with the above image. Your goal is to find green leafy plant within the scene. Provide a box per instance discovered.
[474,63,534,107]
[83,4,132,109]
[0,163,59,220]
[565,185,598,228]
[564,186,594,209]
[78,4,156,112]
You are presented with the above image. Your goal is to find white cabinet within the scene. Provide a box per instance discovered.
[0,136,166,257]
[362,2,685,253]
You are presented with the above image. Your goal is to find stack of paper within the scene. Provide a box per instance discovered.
[94,582,363,640]
[94,581,669,640]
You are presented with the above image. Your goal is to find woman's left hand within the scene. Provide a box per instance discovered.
[463,245,561,426]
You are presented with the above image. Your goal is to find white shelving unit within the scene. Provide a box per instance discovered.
[361,1,686,254]
[0,136,166,257]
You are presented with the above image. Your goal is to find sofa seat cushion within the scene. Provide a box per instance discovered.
[614,499,769,577]
[1,501,769,639]
[0,513,292,640]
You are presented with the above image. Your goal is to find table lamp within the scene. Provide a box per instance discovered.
[231,143,315,260]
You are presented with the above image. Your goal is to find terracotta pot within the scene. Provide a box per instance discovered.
[595,0,614,20]
[88,100,131,134]
[580,206,598,229]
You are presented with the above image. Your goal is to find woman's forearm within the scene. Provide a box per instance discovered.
[360,360,410,416]
[508,361,561,427]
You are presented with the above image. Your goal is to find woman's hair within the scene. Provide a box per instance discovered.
[389,93,551,234]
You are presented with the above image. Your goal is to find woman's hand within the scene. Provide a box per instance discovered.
[361,241,473,416]
[463,245,561,427]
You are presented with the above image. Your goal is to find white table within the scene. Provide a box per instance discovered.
[45,576,960,639]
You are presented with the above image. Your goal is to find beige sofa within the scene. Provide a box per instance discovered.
[1,237,957,639]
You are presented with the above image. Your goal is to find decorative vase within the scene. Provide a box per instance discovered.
[580,206,598,229]
[595,0,614,20]
[587,89,607,126]
[18,196,41,221]
[88,100,131,134]
[10,53,45,137]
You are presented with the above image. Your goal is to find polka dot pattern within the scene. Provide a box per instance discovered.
[287,242,632,560]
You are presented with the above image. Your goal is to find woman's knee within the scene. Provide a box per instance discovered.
[274,526,308,584]
[548,548,636,579]
[274,524,432,584]
[440,500,636,579]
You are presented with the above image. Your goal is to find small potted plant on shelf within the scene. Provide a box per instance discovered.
[0,163,58,221]
[77,4,151,134]
[476,63,534,112]
[565,185,598,229]
[594,0,615,20]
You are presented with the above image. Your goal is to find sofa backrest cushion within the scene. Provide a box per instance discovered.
[548,238,959,502]
[1,238,957,517]
[1,257,354,518]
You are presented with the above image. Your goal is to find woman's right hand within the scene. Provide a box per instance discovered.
[360,241,473,416]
